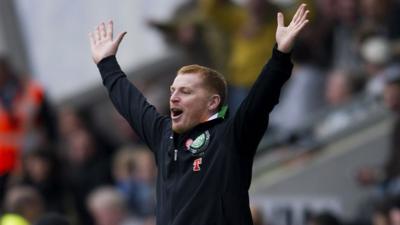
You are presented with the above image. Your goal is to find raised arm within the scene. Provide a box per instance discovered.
[89,21,168,156]
[231,4,309,156]
[89,21,126,64]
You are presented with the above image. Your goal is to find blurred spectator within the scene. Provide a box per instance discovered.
[360,36,392,98]
[332,0,362,71]
[307,212,342,225]
[250,205,266,225]
[356,66,400,199]
[268,0,334,139]
[313,69,365,139]
[370,200,390,225]
[358,0,400,39]
[113,146,156,218]
[390,208,400,225]
[292,0,334,68]
[150,0,217,69]
[34,213,70,225]
[1,185,44,225]
[381,67,400,196]
[389,197,400,225]
[20,148,66,213]
[271,67,365,145]
[269,65,326,139]
[382,65,400,114]
[0,57,56,204]
[58,107,116,154]
[111,109,140,145]
[57,107,85,138]
[325,69,364,107]
[87,186,142,225]
[313,0,336,24]
[200,0,279,112]
[63,127,113,225]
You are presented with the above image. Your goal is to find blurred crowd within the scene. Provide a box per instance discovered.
[0,57,157,224]
[1,0,400,225]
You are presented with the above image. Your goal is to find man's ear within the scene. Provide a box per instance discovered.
[208,94,221,112]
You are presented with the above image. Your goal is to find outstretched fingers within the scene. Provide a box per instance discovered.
[92,21,126,45]
[292,3,305,25]
[294,5,309,30]
[275,3,309,53]
[99,22,107,39]
[294,19,309,34]
[90,21,113,44]
[299,10,309,24]
[95,25,101,42]
[89,21,126,64]
[106,20,113,40]
[277,12,285,27]
[291,5,301,23]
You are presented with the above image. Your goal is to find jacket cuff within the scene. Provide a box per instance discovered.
[272,44,292,62]
[97,55,121,78]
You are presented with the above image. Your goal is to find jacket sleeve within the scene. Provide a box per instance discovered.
[231,45,293,157]
[97,55,168,155]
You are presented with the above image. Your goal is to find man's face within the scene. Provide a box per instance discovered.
[170,73,213,133]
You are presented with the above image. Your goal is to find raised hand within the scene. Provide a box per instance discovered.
[89,21,127,64]
[276,4,309,53]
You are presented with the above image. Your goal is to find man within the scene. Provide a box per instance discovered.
[89,4,309,225]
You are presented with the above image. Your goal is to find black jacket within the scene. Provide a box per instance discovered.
[98,46,293,225]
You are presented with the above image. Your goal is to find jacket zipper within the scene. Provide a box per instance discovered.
[170,148,179,224]
[174,149,178,161]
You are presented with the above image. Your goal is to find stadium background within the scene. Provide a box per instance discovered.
[0,0,400,224]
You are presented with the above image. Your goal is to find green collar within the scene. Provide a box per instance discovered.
[217,105,228,119]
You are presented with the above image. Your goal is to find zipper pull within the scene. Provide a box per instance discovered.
[174,149,178,161]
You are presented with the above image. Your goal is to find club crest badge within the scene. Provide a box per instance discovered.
[188,131,210,155]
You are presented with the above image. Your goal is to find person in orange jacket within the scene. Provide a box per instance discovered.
[0,57,56,204]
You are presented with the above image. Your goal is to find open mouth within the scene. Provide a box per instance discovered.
[171,108,184,119]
